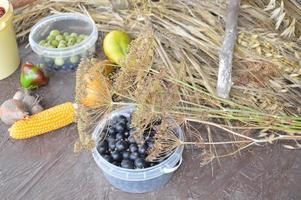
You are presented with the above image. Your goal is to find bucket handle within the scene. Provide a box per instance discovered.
[162,156,183,174]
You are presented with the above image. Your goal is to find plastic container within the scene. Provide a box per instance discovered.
[29,13,98,72]
[92,106,184,193]
[0,0,20,80]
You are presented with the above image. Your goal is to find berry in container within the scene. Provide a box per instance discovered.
[29,13,98,72]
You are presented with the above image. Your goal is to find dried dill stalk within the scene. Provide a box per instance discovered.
[114,26,155,96]
[146,119,182,162]
[75,59,113,151]
[131,76,180,143]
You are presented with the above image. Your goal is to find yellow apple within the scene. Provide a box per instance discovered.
[103,30,132,66]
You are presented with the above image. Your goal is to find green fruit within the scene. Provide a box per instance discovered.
[70,55,79,64]
[103,30,132,65]
[70,32,78,38]
[39,40,46,46]
[54,58,65,66]
[67,37,76,47]
[76,37,83,44]
[67,41,75,47]
[58,43,67,48]
[63,32,69,37]
[59,40,67,45]
[55,35,64,41]
[51,40,59,48]
[50,29,60,36]
[47,35,55,41]
[68,37,76,43]
[79,34,87,40]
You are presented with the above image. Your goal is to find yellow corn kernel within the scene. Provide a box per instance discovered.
[9,102,76,140]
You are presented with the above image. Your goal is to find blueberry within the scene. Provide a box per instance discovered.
[62,65,69,71]
[149,162,158,167]
[111,151,122,161]
[122,151,131,159]
[107,127,116,135]
[112,161,120,166]
[109,117,119,126]
[106,135,115,143]
[115,123,125,133]
[138,145,147,155]
[118,115,128,124]
[147,141,155,150]
[134,158,146,168]
[128,136,136,144]
[69,63,77,71]
[44,57,54,65]
[124,131,130,137]
[97,141,108,154]
[97,146,107,154]
[140,154,147,159]
[103,154,113,163]
[108,140,116,150]
[130,152,139,161]
[116,132,124,140]
[121,159,134,169]
[116,140,129,151]
[129,144,138,153]
[126,122,131,129]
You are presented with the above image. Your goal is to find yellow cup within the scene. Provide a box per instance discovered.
[0,0,20,80]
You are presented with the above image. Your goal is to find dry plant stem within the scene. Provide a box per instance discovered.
[217,0,241,98]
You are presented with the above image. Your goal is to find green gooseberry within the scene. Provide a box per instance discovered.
[70,32,78,38]
[50,29,60,36]
[79,34,87,40]
[39,40,46,46]
[51,40,59,48]
[67,41,75,47]
[59,40,67,45]
[47,35,55,41]
[55,35,64,41]
[76,37,83,44]
[70,55,79,64]
[58,43,67,48]
[54,58,65,66]
[68,37,76,43]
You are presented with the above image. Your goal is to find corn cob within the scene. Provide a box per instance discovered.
[9,102,76,139]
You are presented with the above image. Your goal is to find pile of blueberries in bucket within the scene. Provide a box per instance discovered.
[97,115,159,169]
